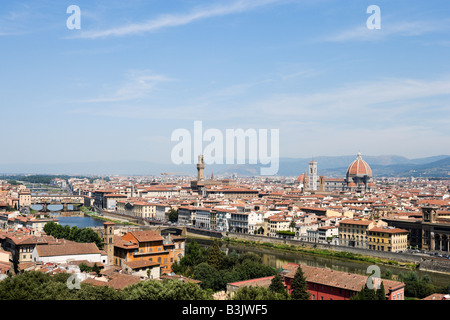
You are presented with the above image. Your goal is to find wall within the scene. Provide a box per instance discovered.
[186,227,223,239]
[33,252,102,264]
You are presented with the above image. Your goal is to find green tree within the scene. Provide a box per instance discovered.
[232,286,285,300]
[351,283,377,300]
[92,263,101,276]
[290,265,310,300]
[235,260,276,280]
[206,239,223,270]
[269,273,286,297]
[79,263,92,273]
[384,269,393,280]
[123,279,212,300]
[237,252,262,265]
[376,281,386,300]
[168,208,178,223]
[43,222,103,249]
[398,271,437,299]
[193,262,221,291]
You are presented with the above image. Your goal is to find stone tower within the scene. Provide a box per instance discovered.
[319,176,325,192]
[103,221,115,265]
[422,206,438,223]
[197,154,205,181]
[308,160,318,191]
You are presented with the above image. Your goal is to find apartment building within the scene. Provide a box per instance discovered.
[367,227,408,252]
[338,219,387,248]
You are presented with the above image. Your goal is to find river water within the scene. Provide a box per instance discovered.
[31,205,105,228]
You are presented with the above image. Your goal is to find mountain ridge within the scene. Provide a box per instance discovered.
[0,154,449,178]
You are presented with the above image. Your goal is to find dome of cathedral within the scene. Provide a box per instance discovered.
[346,152,372,178]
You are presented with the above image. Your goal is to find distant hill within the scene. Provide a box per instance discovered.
[212,155,450,178]
[0,155,449,178]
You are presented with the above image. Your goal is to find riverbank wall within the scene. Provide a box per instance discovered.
[225,232,422,264]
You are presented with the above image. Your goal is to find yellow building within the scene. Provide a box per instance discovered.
[116,200,157,219]
[338,219,387,248]
[367,227,408,252]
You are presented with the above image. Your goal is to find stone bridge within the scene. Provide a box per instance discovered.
[31,195,84,211]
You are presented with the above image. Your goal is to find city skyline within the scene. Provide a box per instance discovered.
[1,0,449,171]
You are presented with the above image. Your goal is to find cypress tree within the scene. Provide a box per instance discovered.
[290,265,310,300]
[269,272,286,296]
[365,284,377,300]
[206,239,223,270]
[376,281,386,300]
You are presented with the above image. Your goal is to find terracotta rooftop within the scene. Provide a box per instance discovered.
[124,260,160,269]
[129,230,164,243]
[36,242,101,257]
[283,263,404,295]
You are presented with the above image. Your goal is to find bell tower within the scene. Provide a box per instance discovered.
[103,221,115,265]
[197,154,205,181]
[308,160,318,191]
[422,206,438,223]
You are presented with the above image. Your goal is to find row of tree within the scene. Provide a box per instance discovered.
[0,271,212,300]
[43,222,104,249]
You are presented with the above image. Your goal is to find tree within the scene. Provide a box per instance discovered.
[235,260,276,280]
[351,284,377,300]
[193,262,221,291]
[269,273,286,297]
[174,239,207,276]
[237,252,262,265]
[232,286,285,300]
[376,281,386,300]
[168,208,178,223]
[123,279,212,300]
[290,265,310,300]
[206,239,223,270]
[384,269,393,280]
[43,222,103,249]
[92,263,101,276]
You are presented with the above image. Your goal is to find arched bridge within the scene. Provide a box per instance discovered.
[31,195,84,211]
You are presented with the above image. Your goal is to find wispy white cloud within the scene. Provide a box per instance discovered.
[322,19,450,42]
[79,70,175,103]
[75,0,280,39]
[247,77,450,122]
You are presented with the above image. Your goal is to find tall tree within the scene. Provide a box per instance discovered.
[376,281,386,300]
[168,208,178,223]
[269,272,286,297]
[290,265,310,300]
[206,239,223,270]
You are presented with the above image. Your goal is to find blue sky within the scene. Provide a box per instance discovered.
[0,0,449,169]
